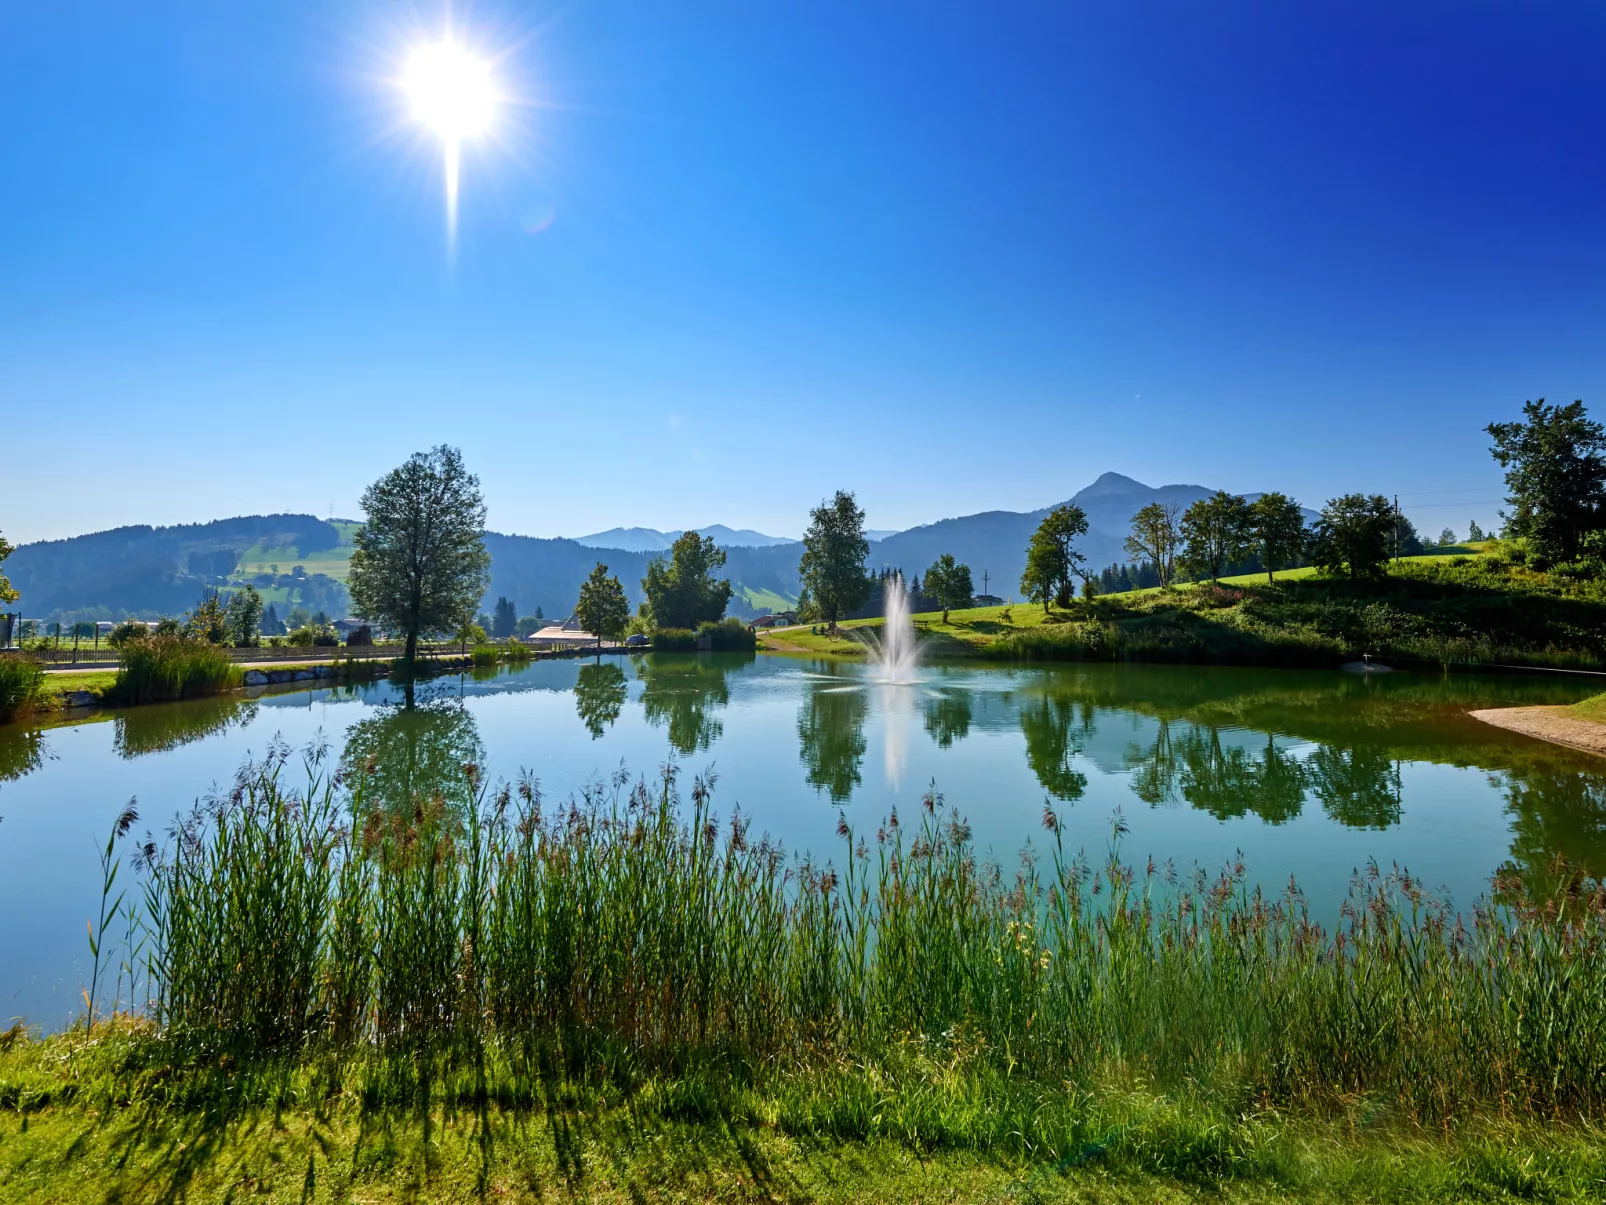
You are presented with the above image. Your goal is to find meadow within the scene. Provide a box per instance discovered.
[768,553,1606,672]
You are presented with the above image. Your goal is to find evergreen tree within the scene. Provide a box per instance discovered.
[491,596,517,639]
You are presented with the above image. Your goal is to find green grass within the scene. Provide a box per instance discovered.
[738,584,796,614]
[1569,692,1606,724]
[232,522,360,584]
[766,553,1606,671]
[6,1027,1606,1203]
[15,747,1606,1201]
[0,655,47,722]
[107,636,243,704]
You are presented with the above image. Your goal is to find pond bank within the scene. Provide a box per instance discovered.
[1470,704,1606,757]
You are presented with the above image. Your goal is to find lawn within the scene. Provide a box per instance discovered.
[762,550,1606,671]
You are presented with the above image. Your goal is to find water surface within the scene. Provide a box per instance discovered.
[4,655,1605,1029]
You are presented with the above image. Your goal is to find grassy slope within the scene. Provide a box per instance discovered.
[1570,692,1606,723]
[233,521,361,584]
[4,1032,1604,1204]
[764,551,1606,670]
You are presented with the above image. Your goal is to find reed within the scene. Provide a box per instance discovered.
[127,749,1606,1126]
[109,635,241,704]
[0,653,46,721]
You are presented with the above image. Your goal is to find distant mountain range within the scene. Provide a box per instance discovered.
[573,524,901,551]
[7,474,1314,624]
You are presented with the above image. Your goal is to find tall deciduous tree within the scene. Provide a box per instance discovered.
[1124,503,1182,587]
[640,532,732,630]
[491,596,517,639]
[224,585,264,647]
[923,553,974,624]
[0,533,16,605]
[1021,504,1089,612]
[1249,492,1306,584]
[1487,399,1606,564]
[799,491,870,630]
[576,562,630,651]
[1310,494,1394,580]
[1181,491,1253,584]
[348,445,491,665]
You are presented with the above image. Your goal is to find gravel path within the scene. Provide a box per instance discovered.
[1468,706,1606,757]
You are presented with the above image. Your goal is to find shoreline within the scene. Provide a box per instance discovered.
[1468,705,1606,757]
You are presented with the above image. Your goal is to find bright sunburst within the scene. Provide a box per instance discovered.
[404,36,499,250]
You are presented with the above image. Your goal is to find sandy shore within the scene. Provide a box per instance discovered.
[1468,706,1606,757]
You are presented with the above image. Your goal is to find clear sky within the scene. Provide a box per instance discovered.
[3,2,1603,544]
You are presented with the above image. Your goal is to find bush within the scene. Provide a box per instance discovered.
[653,628,696,652]
[106,619,150,649]
[285,624,340,648]
[0,655,46,722]
[470,644,499,667]
[110,634,242,704]
[697,618,757,652]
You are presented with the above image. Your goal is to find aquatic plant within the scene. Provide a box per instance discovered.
[109,635,241,704]
[120,749,1606,1125]
[0,653,46,721]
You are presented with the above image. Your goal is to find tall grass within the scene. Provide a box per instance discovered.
[109,635,242,704]
[0,653,46,721]
[125,750,1606,1124]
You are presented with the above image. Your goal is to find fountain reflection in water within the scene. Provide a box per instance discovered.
[862,572,922,787]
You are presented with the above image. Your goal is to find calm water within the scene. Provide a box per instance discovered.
[4,654,1606,1029]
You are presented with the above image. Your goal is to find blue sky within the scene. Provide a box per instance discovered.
[3,1,1603,544]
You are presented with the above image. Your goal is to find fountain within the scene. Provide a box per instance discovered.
[866,572,921,685]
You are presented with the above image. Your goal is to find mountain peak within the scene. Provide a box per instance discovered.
[1073,471,1151,499]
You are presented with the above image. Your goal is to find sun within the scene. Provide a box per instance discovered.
[405,38,498,142]
[404,37,499,249]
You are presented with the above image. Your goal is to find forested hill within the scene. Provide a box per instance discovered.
[8,474,1314,623]
[7,515,344,622]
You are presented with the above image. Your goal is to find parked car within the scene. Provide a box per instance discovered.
[625,633,649,647]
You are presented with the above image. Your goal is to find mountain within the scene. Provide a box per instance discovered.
[574,524,797,551]
[7,476,1314,624]
[869,473,1316,598]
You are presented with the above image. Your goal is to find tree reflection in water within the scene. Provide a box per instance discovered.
[115,696,259,758]
[341,696,485,817]
[0,725,48,783]
[638,654,735,755]
[798,680,868,802]
[1499,765,1606,895]
[574,661,628,740]
[1018,694,1089,802]
[1307,745,1402,829]
[923,690,972,750]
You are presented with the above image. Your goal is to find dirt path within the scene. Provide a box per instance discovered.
[1468,706,1606,757]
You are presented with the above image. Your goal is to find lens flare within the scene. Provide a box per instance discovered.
[404,37,498,250]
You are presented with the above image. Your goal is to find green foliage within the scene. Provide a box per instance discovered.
[0,531,16,605]
[348,445,491,661]
[697,617,757,651]
[514,614,541,638]
[106,618,149,648]
[285,623,339,647]
[922,554,974,622]
[1180,490,1252,583]
[224,585,263,647]
[651,627,696,652]
[491,595,516,639]
[183,592,231,645]
[1021,504,1089,611]
[1310,493,1394,580]
[116,752,1606,1131]
[1249,491,1306,583]
[1469,518,1486,541]
[454,620,488,647]
[1124,501,1181,587]
[799,490,870,627]
[111,634,241,703]
[470,643,499,667]
[642,532,733,630]
[1487,398,1606,563]
[576,562,630,645]
[0,654,46,721]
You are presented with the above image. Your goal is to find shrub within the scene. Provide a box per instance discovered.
[285,624,339,648]
[697,618,757,652]
[110,634,242,704]
[106,619,150,649]
[653,628,696,652]
[470,644,499,667]
[0,655,46,722]
[503,641,535,662]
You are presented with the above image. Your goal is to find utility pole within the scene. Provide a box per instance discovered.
[1393,495,1400,563]
[982,570,990,599]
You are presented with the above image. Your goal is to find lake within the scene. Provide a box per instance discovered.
[4,653,1606,1030]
